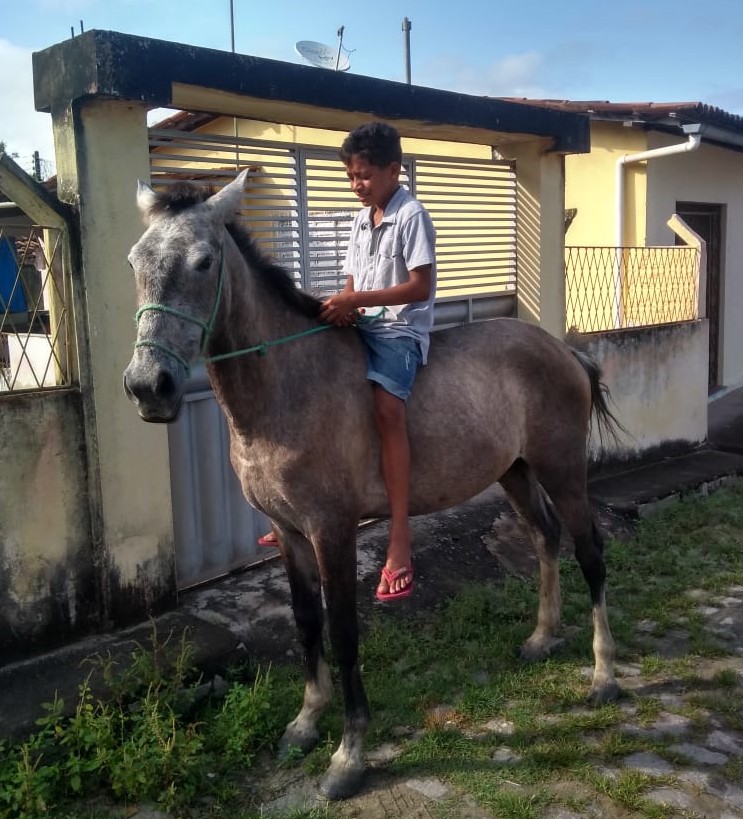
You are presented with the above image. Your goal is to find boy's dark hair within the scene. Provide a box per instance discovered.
[339,122,402,167]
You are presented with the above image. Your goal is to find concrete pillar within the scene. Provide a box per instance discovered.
[505,142,567,338]
[51,98,176,620]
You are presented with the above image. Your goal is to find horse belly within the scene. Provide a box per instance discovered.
[408,431,516,514]
[404,352,524,514]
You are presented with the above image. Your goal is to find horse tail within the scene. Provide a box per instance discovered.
[569,347,626,450]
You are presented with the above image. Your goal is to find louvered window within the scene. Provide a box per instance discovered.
[415,156,516,298]
[149,126,515,301]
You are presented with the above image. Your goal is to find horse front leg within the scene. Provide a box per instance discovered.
[314,523,369,801]
[277,528,333,757]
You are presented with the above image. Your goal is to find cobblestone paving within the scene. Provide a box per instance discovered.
[246,583,743,819]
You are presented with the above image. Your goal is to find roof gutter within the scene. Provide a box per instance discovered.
[612,123,702,327]
[615,123,702,248]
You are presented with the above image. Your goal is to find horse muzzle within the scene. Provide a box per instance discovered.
[123,358,185,423]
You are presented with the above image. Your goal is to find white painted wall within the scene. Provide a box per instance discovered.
[583,320,709,461]
[645,134,743,387]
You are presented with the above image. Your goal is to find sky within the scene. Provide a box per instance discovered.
[2,0,743,175]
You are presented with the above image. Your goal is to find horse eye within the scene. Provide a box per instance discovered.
[196,256,213,272]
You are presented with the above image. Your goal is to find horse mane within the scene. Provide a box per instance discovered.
[150,182,322,319]
[149,182,214,214]
[225,219,322,319]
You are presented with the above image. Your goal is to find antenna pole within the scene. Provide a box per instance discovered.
[402,17,412,84]
[229,0,239,169]
[335,26,345,71]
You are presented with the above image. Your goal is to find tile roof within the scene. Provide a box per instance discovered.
[504,99,743,139]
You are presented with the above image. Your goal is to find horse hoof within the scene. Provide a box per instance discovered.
[520,635,565,662]
[319,763,365,801]
[278,724,319,758]
[587,679,620,705]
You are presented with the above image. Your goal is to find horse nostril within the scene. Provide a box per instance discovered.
[155,369,176,399]
[123,371,132,398]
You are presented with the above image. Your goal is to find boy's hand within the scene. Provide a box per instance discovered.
[320,293,358,327]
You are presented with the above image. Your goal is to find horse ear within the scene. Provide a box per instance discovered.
[209,169,249,222]
[136,180,158,221]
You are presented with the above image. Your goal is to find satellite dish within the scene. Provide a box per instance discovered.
[295,40,351,71]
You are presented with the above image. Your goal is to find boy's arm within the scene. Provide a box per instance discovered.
[320,266,432,325]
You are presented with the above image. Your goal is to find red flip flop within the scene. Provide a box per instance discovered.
[375,565,414,602]
[258,532,278,547]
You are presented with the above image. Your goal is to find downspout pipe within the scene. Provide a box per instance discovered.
[613,123,703,327]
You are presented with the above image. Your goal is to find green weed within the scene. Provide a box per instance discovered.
[0,629,282,819]
[4,483,743,818]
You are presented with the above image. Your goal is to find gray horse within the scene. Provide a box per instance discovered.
[123,170,619,800]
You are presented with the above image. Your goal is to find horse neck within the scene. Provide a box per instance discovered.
[205,234,320,429]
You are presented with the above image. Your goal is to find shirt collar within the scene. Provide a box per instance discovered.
[364,185,406,229]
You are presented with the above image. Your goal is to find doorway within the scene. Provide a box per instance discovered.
[675,202,724,388]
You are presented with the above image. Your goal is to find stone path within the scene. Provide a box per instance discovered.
[242,582,743,819]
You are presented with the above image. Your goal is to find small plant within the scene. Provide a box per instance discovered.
[207,668,279,766]
[0,627,282,818]
[713,668,740,688]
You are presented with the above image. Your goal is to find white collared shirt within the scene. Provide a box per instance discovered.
[342,186,437,363]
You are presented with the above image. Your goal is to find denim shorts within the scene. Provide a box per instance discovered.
[357,329,422,401]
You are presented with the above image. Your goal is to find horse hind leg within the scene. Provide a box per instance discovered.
[499,458,565,662]
[277,528,333,757]
[543,474,619,705]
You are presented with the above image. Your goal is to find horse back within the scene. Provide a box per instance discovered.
[399,318,592,514]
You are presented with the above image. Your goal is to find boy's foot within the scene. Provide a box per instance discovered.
[258,531,278,546]
[376,565,414,601]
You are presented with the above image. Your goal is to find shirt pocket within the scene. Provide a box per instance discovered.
[377,226,403,261]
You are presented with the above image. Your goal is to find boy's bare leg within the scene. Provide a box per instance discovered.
[374,387,413,595]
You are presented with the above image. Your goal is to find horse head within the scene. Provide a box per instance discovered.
[123,170,248,422]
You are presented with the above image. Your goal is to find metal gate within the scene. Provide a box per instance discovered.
[150,122,517,588]
[167,365,273,589]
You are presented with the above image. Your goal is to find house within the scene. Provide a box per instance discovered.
[510,99,743,391]
[0,29,589,659]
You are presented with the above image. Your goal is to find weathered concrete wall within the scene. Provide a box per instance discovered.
[582,320,708,462]
[0,391,95,662]
[51,98,177,626]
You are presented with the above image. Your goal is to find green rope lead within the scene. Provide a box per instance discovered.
[203,307,386,365]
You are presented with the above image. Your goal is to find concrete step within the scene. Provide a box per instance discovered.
[589,448,743,517]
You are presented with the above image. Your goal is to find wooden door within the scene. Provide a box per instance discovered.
[675,202,723,388]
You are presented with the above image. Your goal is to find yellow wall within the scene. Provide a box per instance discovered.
[564,122,710,358]
[192,119,493,160]
[565,122,648,247]
[54,99,177,612]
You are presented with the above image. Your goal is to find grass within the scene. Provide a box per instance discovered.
[2,482,743,818]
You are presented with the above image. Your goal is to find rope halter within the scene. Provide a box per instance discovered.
[133,247,225,376]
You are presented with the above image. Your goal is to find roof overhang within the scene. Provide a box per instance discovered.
[33,29,590,154]
[508,99,743,154]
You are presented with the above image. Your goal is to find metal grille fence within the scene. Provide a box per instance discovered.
[0,224,72,392]
[565,245,700,333]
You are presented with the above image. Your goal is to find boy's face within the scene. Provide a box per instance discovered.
[345,155,401,211]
